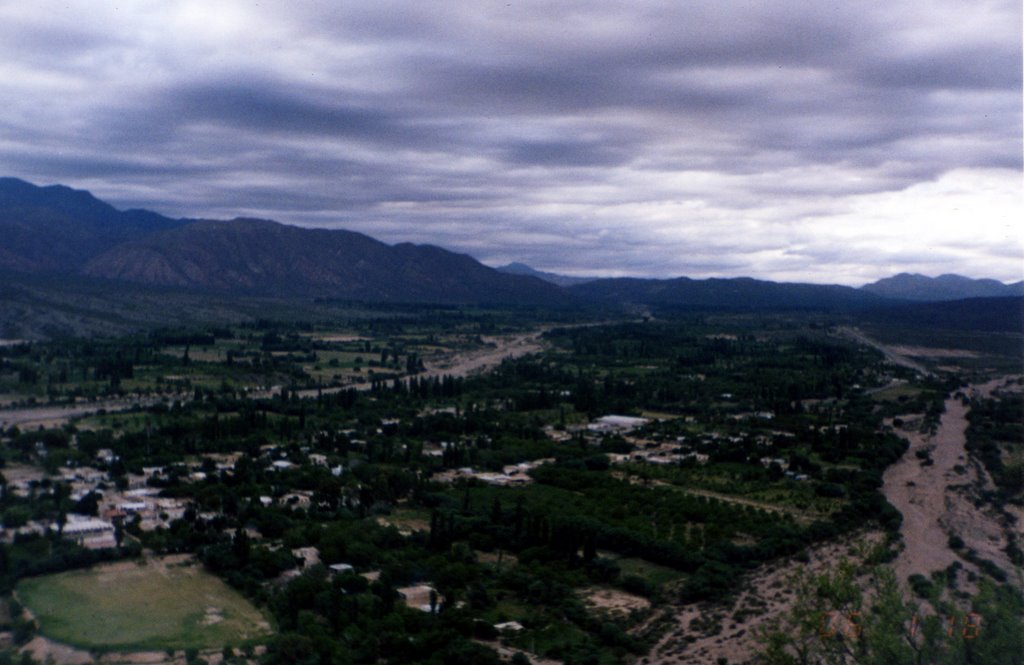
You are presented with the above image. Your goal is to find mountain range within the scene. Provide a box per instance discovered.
[0,178,563,306]
[1,177,1021,317]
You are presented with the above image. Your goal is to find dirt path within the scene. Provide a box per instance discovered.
[882,378,1019,589]
[664,484,822,523]
[616,470,827,522]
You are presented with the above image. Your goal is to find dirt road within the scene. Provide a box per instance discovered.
[673,486,826,523]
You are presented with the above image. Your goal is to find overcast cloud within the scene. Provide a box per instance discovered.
[1,0,1021,284]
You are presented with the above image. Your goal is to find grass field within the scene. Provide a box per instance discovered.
[612,556,686,587]
[17,556,272,651]
[870,383,923,403]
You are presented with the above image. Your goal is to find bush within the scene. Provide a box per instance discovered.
[620,574,654,598]
[908,574,932,599]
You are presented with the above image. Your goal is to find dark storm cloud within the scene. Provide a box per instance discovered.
[163,82,436,145]
[0,0,1020,284]
[503,139,634,167]
[856,46,1022,91]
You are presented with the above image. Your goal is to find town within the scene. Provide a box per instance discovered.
[0,308,1019,665]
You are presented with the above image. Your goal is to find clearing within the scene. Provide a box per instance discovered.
[580,586,651,617]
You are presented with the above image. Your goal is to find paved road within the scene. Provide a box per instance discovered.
[836,326,931,376]
[0,329,551,426]
[0,393,189,430]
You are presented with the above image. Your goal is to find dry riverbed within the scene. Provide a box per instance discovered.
[882,377,1021,595]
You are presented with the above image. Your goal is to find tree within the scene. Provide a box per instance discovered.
[73,491,101,516]
[52,482,69,536]
[232,527,251,564]
[113,516,125,548]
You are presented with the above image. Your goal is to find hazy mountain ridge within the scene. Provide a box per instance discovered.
[496,262,596,287]
[861,272,1024,301]
[567,276,887,310]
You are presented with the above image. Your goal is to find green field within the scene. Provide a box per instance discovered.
[17,557,272,651]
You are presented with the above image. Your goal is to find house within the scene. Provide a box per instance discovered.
[494,621,524,633]
[58,516,115,538]
[397,584,442,613]
[292,547,321,568]
[281,492,312,508]
[95,449,118,464]
[56,515,116,548]
[588,415,649,433]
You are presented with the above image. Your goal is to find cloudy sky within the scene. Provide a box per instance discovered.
[2,1,1021,285]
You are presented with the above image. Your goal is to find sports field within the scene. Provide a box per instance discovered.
[17,556,272,651]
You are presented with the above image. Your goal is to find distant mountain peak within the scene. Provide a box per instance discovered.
[0,176,189,273]
[861,273,1023,301]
